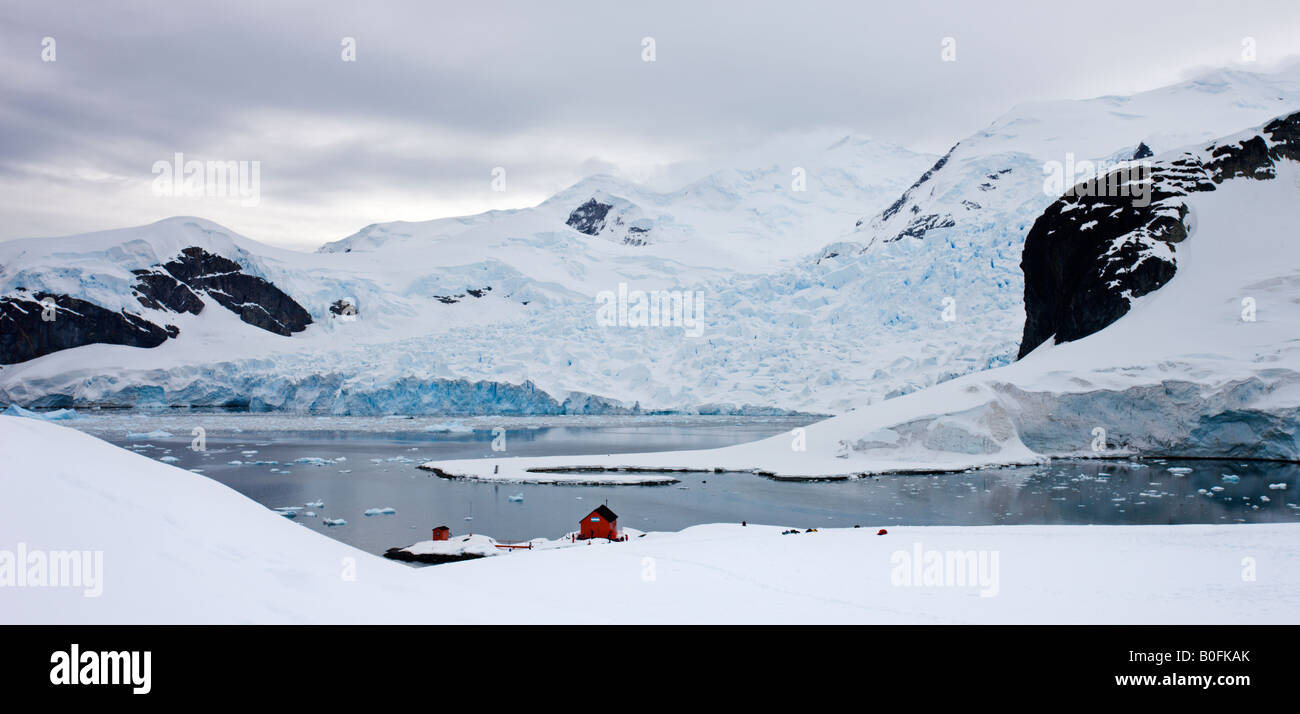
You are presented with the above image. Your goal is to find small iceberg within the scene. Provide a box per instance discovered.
[305,500,325,508]
[1167,467,1193,475]
[323,518,347,527]
[127,430,174,440]
[294,457,339,466]
[1221,474,1240,483]
[364,507,397,516]
[508,493,524,503]
[3,404,80,421]
[1268,483,1288,490]
[159,455,179,463]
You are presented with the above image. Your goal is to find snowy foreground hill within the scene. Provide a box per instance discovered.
[423,110,1300,480]
[4,65,1300,415]
[2,416,1297,624]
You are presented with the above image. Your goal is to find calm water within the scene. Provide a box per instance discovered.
[67,413,1300,556]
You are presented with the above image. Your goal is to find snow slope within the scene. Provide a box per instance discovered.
[423,115,1300,479]
[2,416,1296,624]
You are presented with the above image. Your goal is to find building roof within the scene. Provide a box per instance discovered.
[432,525,450,531]
[584,504,618,522]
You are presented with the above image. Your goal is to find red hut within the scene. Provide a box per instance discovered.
[578,505,620,541]
[431,525,451,541]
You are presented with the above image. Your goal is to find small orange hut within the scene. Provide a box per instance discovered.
[578,505,619,541]
[431,525,451,541]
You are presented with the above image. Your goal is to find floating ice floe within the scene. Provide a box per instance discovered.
[1167,467,1193,475]
[1221,474,1240,483]
[305,500,324,508]
[1268,483,1288,490]
[363,507,396,516]
[159,455,179,462]
[294,456,345,466]
[126,430,173,440]
[322,518,347,526]
[508,493,524,503]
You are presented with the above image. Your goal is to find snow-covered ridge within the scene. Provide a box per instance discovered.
[1020,109,1300,357]
[857,64,1300,250]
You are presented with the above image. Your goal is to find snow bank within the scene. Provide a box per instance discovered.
[2,416,1298,624]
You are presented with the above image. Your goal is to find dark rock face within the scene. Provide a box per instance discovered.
[329,299,357,316]
[1132,142,1154,160]
[1018,111,1300,359]
[0,246,312,364]
[132,269,204,314]
[861,144,983,242]
[433,286,491,304]
[0,293,174,364]
[566,198,613,235]
[159,247,311,336]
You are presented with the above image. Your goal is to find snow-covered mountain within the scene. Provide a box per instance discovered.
[2,65,1300,416]
[423,109,1300,479]
[0,135,936,413]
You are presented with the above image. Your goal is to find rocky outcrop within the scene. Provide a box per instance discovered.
[132,269,204,314]
[1018,111,1300,358]
[565,194,653,246]
[566,198,613,235]
[0,246,312,364]
[158,247,311,336]
[859,144,965,241]
[0,293,175,365]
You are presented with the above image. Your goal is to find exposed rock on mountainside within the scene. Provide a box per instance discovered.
[1018,111,1300,358]
[565,194,653,246]
[0,246,311,364]
[158,247,312,336]
[0,292,176,365]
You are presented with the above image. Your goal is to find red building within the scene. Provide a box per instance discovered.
[578,505,620,540]
[431,525,451,541]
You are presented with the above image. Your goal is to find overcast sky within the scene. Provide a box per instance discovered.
[3,0,1300,251]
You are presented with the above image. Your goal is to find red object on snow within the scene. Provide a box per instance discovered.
[876,528,888,535]
[578,504,620,540]
[431,525,451,541]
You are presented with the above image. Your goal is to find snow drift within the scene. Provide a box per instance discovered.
[2,416,1297,624]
